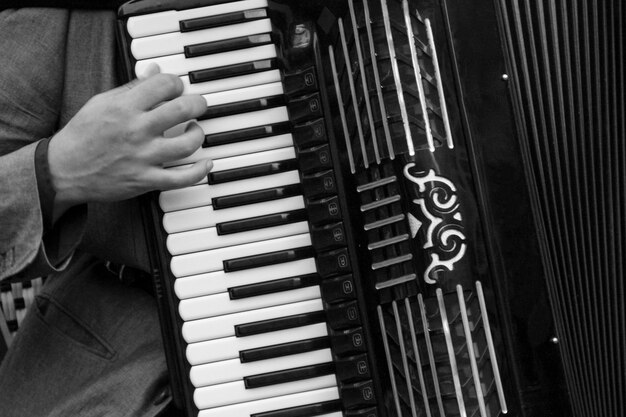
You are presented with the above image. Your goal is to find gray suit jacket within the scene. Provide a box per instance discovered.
[0,8,170,416]
[0,7,150,283]
[0,141,52,279]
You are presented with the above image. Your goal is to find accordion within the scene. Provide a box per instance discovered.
[117,0,625,416]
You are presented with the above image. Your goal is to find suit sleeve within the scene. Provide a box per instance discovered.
[1,142,54,280]
[0,140,87,282]
[0,9,89,282]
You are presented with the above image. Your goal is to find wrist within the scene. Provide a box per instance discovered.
[47,132,85,219]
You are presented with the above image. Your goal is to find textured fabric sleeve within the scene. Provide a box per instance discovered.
[0,140,87,282]
[0,142,48,279]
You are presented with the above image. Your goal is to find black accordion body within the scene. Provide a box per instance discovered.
[117,1,625,416]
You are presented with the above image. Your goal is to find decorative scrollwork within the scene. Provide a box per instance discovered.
[403,163,467,284]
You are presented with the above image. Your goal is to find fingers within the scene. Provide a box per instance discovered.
[143,94,207,133]
[137,62,161,80]
[152,121,205,163]
[149,123,211,190]
[151,159,213,191]
[127,73,188,110]
[103,64,202,131]
[103,63,162,97]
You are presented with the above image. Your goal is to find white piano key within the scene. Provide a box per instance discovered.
[159,169,300,212]
[181,69,281,95]
[165,134,294,167]
[127,0,269,38]
[197,386,340,417]
[182,298,323,343]
[174,258,317,299]
[179,285,321,321]
[190,348,332,387]
[194,374,337,410]
[135,44,277,76]
[203,81,283,107]
[210,146,295,175]
[167,221,309,256]
[198,106,289,136]
[163,195,305,234]
[131,19,273,60]
[171,232,311,277]
[186,322,328,365]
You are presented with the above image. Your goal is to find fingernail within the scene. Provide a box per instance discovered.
[147,62,161,75]
[137,63,161,80]
[184,121,198,133]
[206,160,213,173]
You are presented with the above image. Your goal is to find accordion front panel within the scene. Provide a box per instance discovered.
[115,0,602,416]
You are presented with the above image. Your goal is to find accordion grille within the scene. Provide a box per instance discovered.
[498,1,626,415]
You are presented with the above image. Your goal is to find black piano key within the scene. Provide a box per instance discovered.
[224,246,315,272]
[244,362,335,389]
[212,183,301,210]
[7,319,18,332]
[218,208,307,235]
[189,58,278,84]
[218,209,307,235]
[200,95,285,120]
[251,400,342,417]
[180,8,268,32]
[185,33,273,58]
[13,297,25,310]
[209,159,297,185]
[229,272,320,300]
[235,310,326,337]
[239,336,330,363]
[204,121,291,147]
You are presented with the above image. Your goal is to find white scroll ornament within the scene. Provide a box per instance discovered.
[403,163,467,284]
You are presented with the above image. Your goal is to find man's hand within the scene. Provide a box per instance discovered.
[48,65,210,216]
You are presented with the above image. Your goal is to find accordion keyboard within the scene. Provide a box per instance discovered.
[124,1,369,416]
